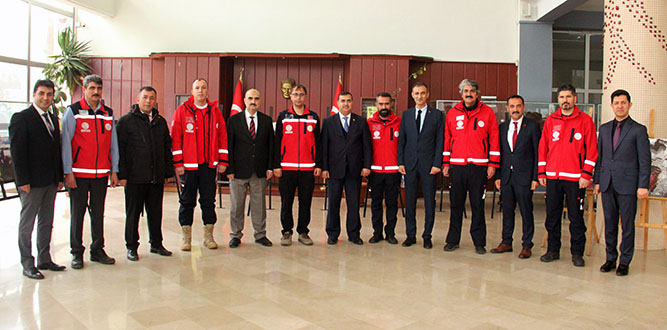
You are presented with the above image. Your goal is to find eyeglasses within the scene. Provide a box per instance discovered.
[290,93,306,98]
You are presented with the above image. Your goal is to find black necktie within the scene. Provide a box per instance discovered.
[42,113,55,139]
[613,121,621,151]
[416,109,422,133]
[249,116,256,139]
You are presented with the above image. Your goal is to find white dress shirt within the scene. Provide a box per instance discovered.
[507,116,524,152]
[245,110,258,130]
[33,103,54,136]
[339,113,350,131]
[415,105,427,132]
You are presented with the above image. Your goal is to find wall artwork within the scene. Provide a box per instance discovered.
[649,138,667,197]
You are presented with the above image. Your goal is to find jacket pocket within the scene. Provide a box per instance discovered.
[73,146,82,163]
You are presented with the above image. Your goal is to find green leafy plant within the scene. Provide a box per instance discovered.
[42,27,92,114]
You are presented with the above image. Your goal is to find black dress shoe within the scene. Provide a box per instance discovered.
[386,236,398,244]
[37,262,66,271]
[255,237,273,247]
[369,235,383,244]
[229,237,241,248]
[90,250,116,265]
[600,260,616,273]
[475,246,487,255]
[402,237,416,247]
[23,268,44,280]
[327,237,337,245]
[443,243,459,252]
[540,251,560,262]
[349,237,363,245]
[71,255,84,269]
[423,238,433,249]
[127,249,139,261]
[150,246,173,256]
[616,264,629,276]
[572,255,585,267]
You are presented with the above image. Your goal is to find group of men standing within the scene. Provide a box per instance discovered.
[11,73,649,280]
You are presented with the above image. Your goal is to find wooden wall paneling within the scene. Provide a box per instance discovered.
[275,59,290,116]
[298,60,312,111]
[197,57,209,86]
[120,58,132,116]
[174,57,186,96]
[442,63,454,99]
[372,59,386,103]
[474,63,487,96]
[110,59,122,113]
[254,59,267,104]
[287,59,300,85]
[360,58,374,102]
[463,63,475,80]
[164,57,176,126]
[396,60,410,113]
[486,63,498,98]
[321,60,333,116]
[384,59,397,98]
[219,57,234,119]
[207,56,220,105]
[497,64,509,101]
[452,63,464,100]
[151,58,165,120]
[185,57,198,97]
[264,59,277,119]
[309,60,322,115]
[508,64,518,99]
[141,59,152,86]
[130,58,143,109]
[348,58,362,115]
[430,62,443,100]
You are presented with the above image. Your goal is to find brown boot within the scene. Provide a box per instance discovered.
[181,226,192,251]
[203,224,218,249]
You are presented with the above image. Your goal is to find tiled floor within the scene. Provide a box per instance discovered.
[1,188,666,329]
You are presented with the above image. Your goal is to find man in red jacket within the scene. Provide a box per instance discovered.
[538,84,598,267]
[367,92,401,244]
[442,79,500,254]
[171,78,228,251]
[273,84,322,246]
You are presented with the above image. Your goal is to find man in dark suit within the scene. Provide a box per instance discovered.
[594,89,650,276]
[9,79,65,279]
[492,95,541,258]
[397,82,444,249]
[226,89,274,248]
[322,91,372,245]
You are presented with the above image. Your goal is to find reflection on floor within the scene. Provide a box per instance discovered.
[0,189,666,329]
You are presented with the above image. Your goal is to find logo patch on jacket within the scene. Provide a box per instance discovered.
[185,123,194,133]
[81,122,90,133]
[373,131,381,139]
[456,121,464,130]
[285,124,293,134]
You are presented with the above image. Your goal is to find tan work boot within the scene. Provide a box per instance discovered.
[280,233,292,246]
[181,225,192,251]
[298,233,313,246]
[203,224,218,249]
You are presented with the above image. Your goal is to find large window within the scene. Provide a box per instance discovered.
[552,31,603,105]
[0,0,74,135]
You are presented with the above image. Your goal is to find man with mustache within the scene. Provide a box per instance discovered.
[442,79,500,254]
[226,89,274,248]
[367,92,401,244]
[538,84,598,267]
[171,78,228,251]
[492,95,541,258]
[62,74,119,269]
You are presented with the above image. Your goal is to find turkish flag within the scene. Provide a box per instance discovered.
[329,79,342,116]
[230,78,243,116]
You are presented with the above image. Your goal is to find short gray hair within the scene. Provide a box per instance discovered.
[83,74,103,88]
[458,79,479,94]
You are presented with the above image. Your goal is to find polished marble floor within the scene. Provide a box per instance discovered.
[1,188,666,330]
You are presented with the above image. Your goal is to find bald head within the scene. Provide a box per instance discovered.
[244,88,261,114]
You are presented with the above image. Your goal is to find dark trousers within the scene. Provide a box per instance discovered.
[500,179,535,248]
[69,177,108,256]
[279,170,314,235]
[18,185,57,270]
[545,179,586,256]
[124,183,165,250]
[601,184,637,265]
[446,165,487,246]
[326,174,362,240]
[404,165,436,239]
[178,164,217,226]
[369,172,400,238]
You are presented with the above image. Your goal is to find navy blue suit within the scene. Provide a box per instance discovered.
[322,113,372,240]
[594,117,650,266]
[397,106,444,239]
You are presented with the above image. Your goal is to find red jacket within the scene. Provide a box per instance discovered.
[443,100,500,167]
[274,106,321,171]
[171,96,228,170]
[368,111,400,173]
[538,106,597,181]
[70,98,114,178]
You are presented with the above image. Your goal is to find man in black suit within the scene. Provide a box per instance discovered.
[594,89,650,276]
[226,89,274,248]
[322,91,372,245]
[397,82,444,249]
[492,95,541,258]
[9,79,66,279]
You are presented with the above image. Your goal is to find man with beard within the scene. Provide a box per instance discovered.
[367,92,401,244]
[538,84,598,267]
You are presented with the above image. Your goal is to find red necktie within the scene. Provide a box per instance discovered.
[512,121,518,149]
[249,116,256,139]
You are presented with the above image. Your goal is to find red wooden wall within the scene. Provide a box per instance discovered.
[347,56,411,115]
[420,62,518,102]
[232,58,345,121]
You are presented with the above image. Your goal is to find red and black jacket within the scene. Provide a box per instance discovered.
[171,96,228,170]
[538,106,598,181]
[367,111,400,173]
[274,106,321,171]
[443,100,500,168]
[69,98,114,178]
